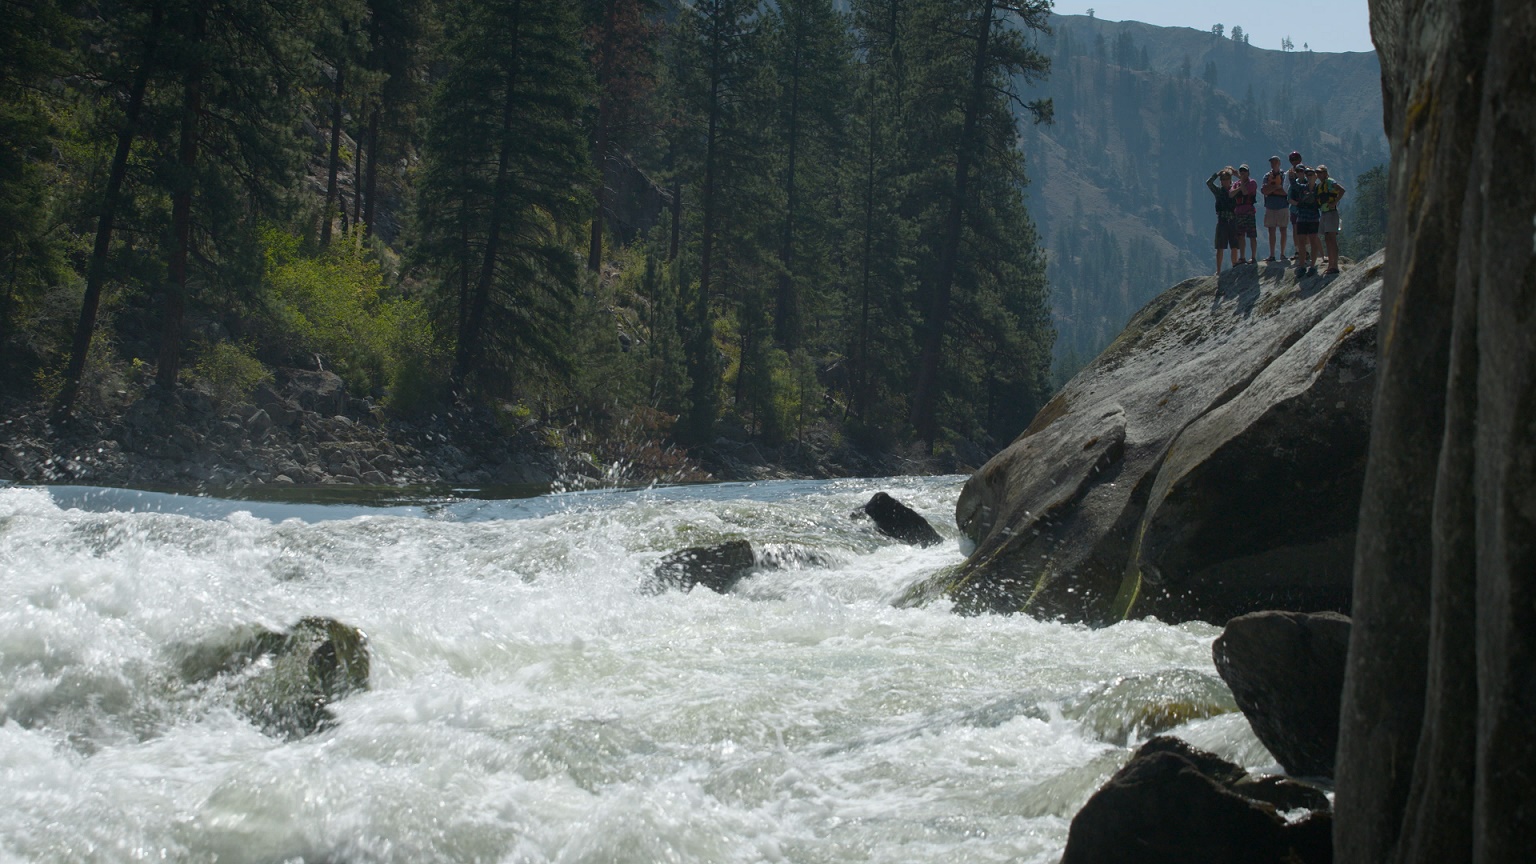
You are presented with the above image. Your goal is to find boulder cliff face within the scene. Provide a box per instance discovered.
[1334,2,1536,862]
[945,255,1383,624]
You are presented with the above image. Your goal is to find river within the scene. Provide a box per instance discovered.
[0,477,1269,863]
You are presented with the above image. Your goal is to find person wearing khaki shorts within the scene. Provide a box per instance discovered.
[1315,165,1346,274]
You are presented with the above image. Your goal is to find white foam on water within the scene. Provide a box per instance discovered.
[0,480,1266,862]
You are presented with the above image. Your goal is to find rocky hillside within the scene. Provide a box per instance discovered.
[1021,14,1387,379]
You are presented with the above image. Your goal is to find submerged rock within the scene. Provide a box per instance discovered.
[179,617,370,739]
[948,254,1384,623]
[1061,736,1332,864]
[643,540,840,595]
[644,540,757,594]
[1213,610,1350,779]
[855,492,943,547]
[1061,669,1237,746]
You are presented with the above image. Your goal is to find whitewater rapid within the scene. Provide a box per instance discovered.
[0,478,1269,863]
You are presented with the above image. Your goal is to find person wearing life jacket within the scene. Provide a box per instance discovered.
[1231,164,1260,265]
[1290,165,1323,275]
[1208,166,1238,275]
[1261,155,1291,263]
[1315,165,1347,275]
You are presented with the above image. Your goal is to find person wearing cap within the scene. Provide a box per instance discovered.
[1290,165,1323,274]
[1286,151,1305,260]
[1261,155,1290,262]
[1315,165,1346,274]
[1231,164,1259,265]
[1207,166,1238,274]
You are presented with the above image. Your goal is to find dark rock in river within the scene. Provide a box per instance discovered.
[1214,610,1350,779]
[856,492,943,547]
[644,540,758,594]
[945,254,1383,623]
[1061,736,1333,864]
[180,617,370,739]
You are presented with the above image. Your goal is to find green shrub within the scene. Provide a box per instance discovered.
[191,341,272,409]
[258,226,445,411]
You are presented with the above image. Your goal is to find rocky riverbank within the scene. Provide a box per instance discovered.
[0,368,963,494]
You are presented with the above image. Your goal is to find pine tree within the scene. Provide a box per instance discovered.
[584,0,661,272]
[418,0,595,390]
[150,0,316,391]
[53,0,159,417]
[765,0,850,353]
[1,0,74,374]
[905,0,1053,445]
[1342,164,1386,260]
[671,0,761,443]
[316,1,368,248]
[359,0,432,240]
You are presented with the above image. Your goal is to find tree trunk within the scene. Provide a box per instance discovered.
[55,4,163,419]
[588,0,619,273]
[588,110,610,272]
[854,60,877,418]
[909,0,993,444]
[1335,2,1536,861]
[352,105,363,230]
[1,255,18,355]
[155,10,206,392]
[668,179,681,262]
[362,107,380,237]
[682,5,725,443]
[320,64,346,247]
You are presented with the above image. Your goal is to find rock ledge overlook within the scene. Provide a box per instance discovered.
[934,253,1384,624]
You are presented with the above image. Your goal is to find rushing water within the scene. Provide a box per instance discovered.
[0,477,1271,863]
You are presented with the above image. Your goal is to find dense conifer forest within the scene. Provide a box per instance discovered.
[0,0,1059,463]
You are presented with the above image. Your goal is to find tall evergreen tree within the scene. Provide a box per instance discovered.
[765,0,849,353]
[1,1,73,367]
[672,0,760,443]
[150,0,315,391]
[905,0,1052,445]
[316,1,367,248]
[53,0,159,417]
[584,0,660,272]
[359,0,432,240]
[418,0,594,389]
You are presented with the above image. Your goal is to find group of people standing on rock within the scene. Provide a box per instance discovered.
[1208,150,1346,277]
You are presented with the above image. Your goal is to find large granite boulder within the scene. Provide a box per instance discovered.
[179,617,371,739]
[1126,279,1379,621]
[1214,611,1351,779]
[283,369,349,417]
[1061,736,1333,864]
[942,255,1384,623]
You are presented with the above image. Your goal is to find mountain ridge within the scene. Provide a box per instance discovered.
[1021,13,1387,379]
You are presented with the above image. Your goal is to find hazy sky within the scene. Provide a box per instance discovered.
[1058,1,1376,54]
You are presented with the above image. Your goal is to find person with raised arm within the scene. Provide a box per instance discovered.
[1207,166,1238,274]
